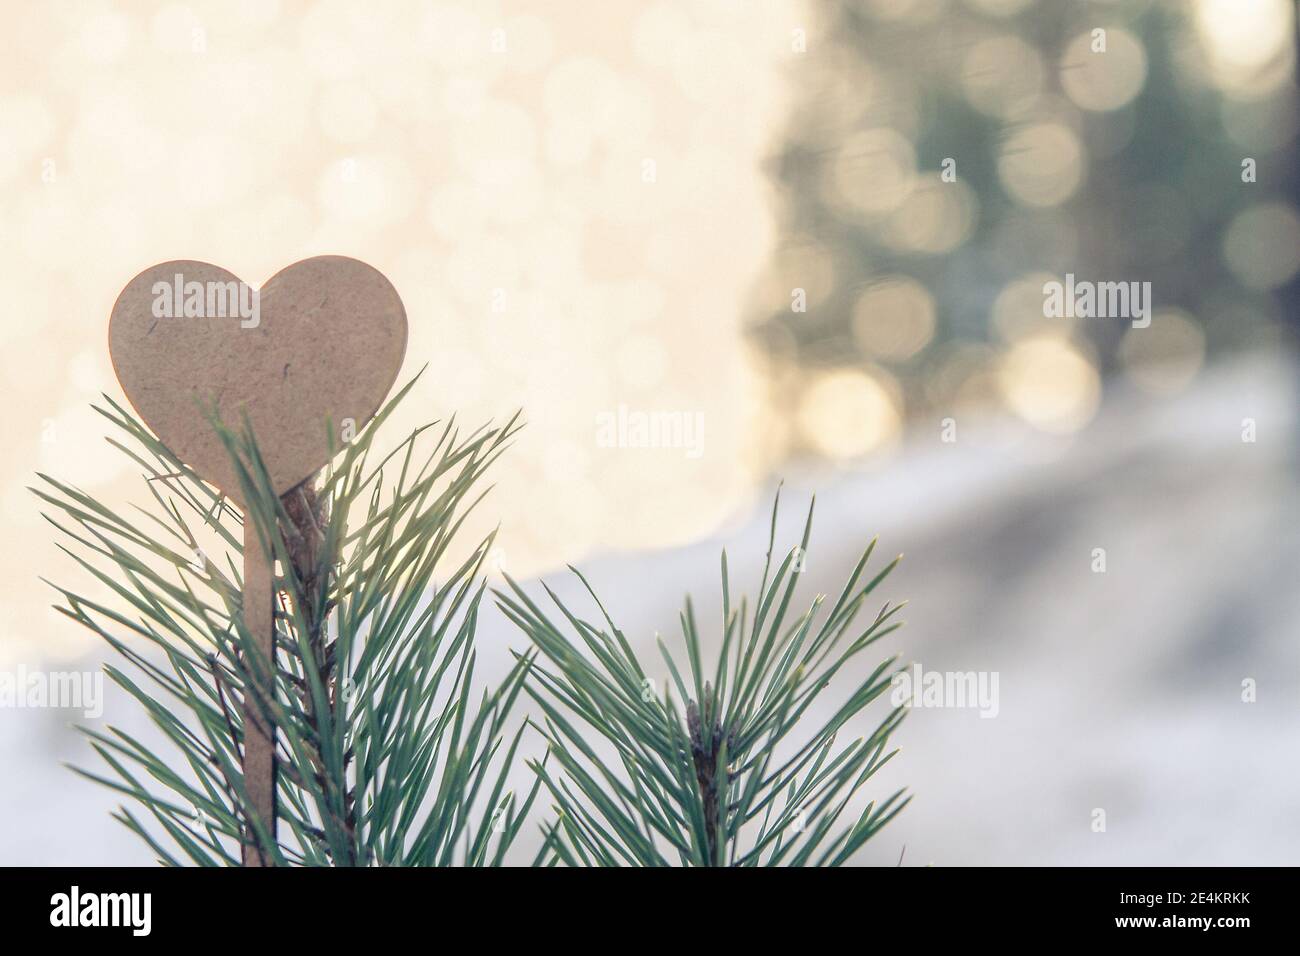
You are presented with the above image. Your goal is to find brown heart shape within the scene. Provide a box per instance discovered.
[109,255,407,505]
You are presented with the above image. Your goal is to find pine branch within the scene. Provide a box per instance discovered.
[498,489,911,867]
[36,377,538,866]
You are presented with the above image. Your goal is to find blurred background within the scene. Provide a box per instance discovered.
[1,0,1296,864]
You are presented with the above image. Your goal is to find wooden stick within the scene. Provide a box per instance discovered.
[241,520,277,866]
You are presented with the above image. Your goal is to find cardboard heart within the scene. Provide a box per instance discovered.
[109,255,407,504]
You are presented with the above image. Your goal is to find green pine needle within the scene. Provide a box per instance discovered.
[497,488,910,867]
[36,376,539,866]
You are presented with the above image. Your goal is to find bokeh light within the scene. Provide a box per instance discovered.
[998,122,1086,208]
[996,334,1101,434]
[883,180,978,253]
[1119,309,1207,396]
[824,128,917,218]
[992,272,1075,342]
[852,277,937,360]
[1060,29,1148,112]
[1193,0,1294,96]
[962,35,1044,119]
[1222,202,1300,291]
[796,368,901,460]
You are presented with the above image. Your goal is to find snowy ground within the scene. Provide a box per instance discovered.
[3,352,1296,865]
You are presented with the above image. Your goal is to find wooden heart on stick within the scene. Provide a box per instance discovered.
[109,255,407,504]
[109,254,407,865]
